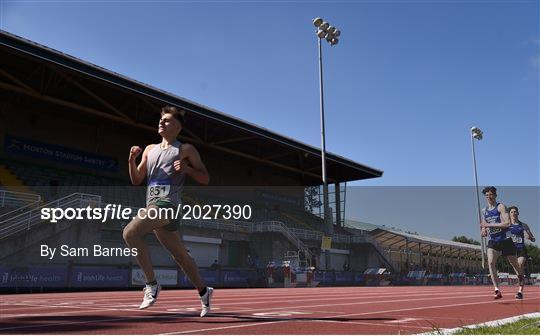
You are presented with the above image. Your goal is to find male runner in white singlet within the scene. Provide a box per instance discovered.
[124,106,213,317]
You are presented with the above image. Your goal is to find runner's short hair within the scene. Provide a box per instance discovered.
[482,186,497,195]
[161,106,185,125]
[508,206,519,214]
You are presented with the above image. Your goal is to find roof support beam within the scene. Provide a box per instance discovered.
[262,151,295,161]
[0,81,155,131]
[0,80,335,182]
[50,67,135,123]
[0,68,39,95]
[210,136,257,145]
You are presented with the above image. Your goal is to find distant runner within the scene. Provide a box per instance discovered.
[480,186,521,300]
[508,205,535,299]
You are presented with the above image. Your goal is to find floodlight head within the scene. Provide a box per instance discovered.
[316,29,326,38]
[471,126,483,140]
[330,37,339,46]
[313,17,323,27]
[327,26,336,34]
[334,29,341,37]
[325,32,334,42]
[320,22,329,31]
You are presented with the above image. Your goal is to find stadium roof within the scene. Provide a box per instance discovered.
[345,219,482,258]
[370,229,481,257]
[0,30,383,185]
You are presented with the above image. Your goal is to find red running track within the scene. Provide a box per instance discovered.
[1,286,539,334]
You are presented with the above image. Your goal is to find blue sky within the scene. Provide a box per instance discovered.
[1,1,538,240]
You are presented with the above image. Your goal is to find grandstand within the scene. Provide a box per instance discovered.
[0,30,486,291]
[344,219,483,275]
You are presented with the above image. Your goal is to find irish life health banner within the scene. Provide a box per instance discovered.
[4,135,118,172]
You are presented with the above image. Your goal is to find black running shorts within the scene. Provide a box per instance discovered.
[487,238,516,257]
[516,248,528,259]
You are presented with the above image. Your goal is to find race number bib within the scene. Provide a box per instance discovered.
[147,179,171,200]
[488,227,502,235]
[511,234,523,244]
[148,185,170,198]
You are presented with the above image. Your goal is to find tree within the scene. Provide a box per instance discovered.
[525,243,540,273]
[452,235,481,246]
[304,186,322,213]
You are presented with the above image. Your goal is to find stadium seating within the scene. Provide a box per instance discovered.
[0,159,143,206]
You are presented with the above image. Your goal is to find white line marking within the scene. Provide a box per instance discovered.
[2,289,484,305]
[0,286,492,302]
[386,317,425,324]
[308,319,434,330]
[421,312,540,335]
[328,296,540,319]
[2,289,538,334]
[159,320,289,335]
[0,291,502,318]
[161,296,540,335]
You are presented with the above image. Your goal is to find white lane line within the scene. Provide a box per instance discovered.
[0,303,151,320]
[328,296,540,319]
[159,320,289,335]
[202,293,532,311]
[421,312,540,335]
[0,287,490,301]
[391,314,475,321]
[3,292,537,334]
[161,295,540,335]
[0,287,494,309]
[2,289,484,305]
[0,309,117,318]
[5,292,478,305]
[3,291,528,320]
[0,313,197,332]
[306,319,434,330]
[0,291,497,319]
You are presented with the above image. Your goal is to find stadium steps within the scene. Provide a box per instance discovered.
[0,164,35,194]
[253,221,312,265]
[0,193,101,260]
[280,211,316,230]
[0,214,75,261]
[362,234,398,273]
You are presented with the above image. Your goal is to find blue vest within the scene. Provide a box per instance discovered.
[509,222,525,250]
[483,203,509,242]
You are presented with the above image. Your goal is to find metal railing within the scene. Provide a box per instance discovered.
[290,227,323,241]
[183,218,253,232]
[254,221,312,261]
[0,191,377,265]
[362,234,397,271]
[0,193,101,239]
[0,190,42,219]
[288,227,361,244]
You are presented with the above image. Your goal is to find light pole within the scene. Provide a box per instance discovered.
[312,17,340,270]
[470,126,487,269]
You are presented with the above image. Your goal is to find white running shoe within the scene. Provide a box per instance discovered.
[139,283,161,309]
[199,287,213,317]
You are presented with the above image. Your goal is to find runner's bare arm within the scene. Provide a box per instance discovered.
[481,227,488,237]
[480,203,510,228]
[129,145,153,185]
[523,223,536,242]
[177,144,210,185]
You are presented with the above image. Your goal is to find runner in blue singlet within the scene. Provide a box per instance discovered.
[508,206,536,299]
[479,186,521,300]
